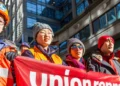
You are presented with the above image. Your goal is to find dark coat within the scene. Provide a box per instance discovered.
[86,51,120,75]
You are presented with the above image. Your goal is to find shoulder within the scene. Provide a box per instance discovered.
[113,56,120,63]
[52,54,61,59]
[91,51,102,61]
[21,49,34,58]
[88,51,103,63]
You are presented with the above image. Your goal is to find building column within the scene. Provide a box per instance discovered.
[71,0,77,19]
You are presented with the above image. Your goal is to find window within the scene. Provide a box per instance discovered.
[100,14,107,29]
[79,25,90,41]
[59,41,67,54]
[92,3,120,34]
[37,5,45,16]
[77,3,84,15]
[75,33,80,39]
[76,0,89,15]
[116,3,120,19]
[76,0,81,3]
[27,17,36,29]
[46,0,50,3]
[47,8,55,19]
[63,2,71,15]
[41,7,48,17]
[27,2,36,14]
[55,10,63,20]
[84,0,89,8]
[107,8,116,25]
[93,19,100,33]
[61,13,72,26]
[38,0,45,3]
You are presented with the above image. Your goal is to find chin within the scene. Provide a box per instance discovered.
[108,50,113,54]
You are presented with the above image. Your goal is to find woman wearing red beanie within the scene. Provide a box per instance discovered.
[86,35,120,75]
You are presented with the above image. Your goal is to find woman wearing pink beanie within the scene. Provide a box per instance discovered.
[65,38,85,69]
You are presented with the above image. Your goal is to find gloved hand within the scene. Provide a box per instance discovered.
[5,51,17,61]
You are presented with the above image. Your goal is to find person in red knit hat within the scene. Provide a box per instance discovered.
[86,35,120,75]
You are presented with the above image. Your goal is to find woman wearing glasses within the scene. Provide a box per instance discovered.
[65,38,85,69]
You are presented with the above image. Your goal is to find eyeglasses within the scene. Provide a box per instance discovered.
[71,45,83,49]
[39,31,52,36]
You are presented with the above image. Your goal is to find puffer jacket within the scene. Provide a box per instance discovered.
[86,51,120,75]
[0,39,17,86]
[22,44,66,65]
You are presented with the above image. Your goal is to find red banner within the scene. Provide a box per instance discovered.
[14,56,120,86]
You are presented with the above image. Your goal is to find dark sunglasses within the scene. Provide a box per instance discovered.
[71,45,83,49]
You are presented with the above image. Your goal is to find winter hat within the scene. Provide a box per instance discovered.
[67,38,85,55]
[98,35,114,49]
[20,42,30,49]
[33,22,54,40]
[0,2,10,26]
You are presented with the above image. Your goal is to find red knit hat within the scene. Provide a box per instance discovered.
[98,35,114,49]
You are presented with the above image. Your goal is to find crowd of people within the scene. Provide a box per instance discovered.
[0,2,120,86]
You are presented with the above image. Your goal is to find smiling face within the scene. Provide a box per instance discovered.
[36,29,53,47]
[70,43,83,60]
[100,38,114,56]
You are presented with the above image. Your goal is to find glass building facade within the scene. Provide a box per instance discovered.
[26,0,89,32]
[26,0,89,46]
[58,2,120,57]
[7,0,120,58]
[23,0,91,57]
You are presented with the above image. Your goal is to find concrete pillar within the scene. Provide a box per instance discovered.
[71,0,77,19]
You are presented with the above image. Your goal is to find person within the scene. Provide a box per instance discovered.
[22,22,64,65]
[65,38,85,69]
[86,35,120,75]
[0,2,17,86]
[20,42,30,55]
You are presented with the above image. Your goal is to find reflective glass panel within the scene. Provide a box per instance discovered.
[27,2,36,14]
[27,17,36,29]
[100,14,107,29]
[116,3,120,19]
[59,41,67,54]
[80,25,90,41]
[93,19,100,33]
[77,3,84,15]
[107,8,116,25]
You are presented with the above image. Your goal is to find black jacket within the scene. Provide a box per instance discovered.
[86,51,120,75]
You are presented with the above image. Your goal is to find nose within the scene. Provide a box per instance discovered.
[108,39,113,45]
[76,47,82,50]
[44,33,49,36]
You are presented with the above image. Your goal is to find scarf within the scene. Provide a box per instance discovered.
[102,53,118,74]
[65,54,85,69]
